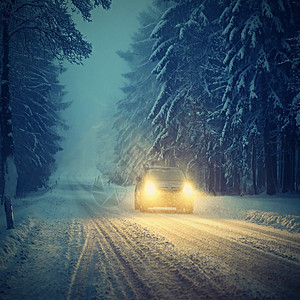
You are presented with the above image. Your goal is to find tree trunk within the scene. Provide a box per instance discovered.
[252,143,257,194]
[282,135,290,193]
[264,117,276,195]
[282,124,297,193]
[233,172,240,195]
[296,142,300,192]
[4,196,14,229]
[1,5,15,229]
[208,163,215,195]
[290,126,296,192]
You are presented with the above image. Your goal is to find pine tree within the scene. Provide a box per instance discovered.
[0,0,111,229]
[148,0,227,191]
[113,6,163,184]
[11,49,69,194]
[220,0,300,194]
[113,0,299,195]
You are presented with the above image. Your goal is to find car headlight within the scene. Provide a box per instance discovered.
[183,184,193,195]
[145,182,156,196]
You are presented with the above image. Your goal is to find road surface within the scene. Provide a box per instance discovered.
[0,175,299,300]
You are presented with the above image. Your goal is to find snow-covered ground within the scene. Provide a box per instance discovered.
[194,191,300,233]
[0,165,299,299]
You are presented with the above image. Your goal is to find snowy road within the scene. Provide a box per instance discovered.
[1,175,300,300]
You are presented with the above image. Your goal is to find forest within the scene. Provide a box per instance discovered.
[0,0,111,228]
[0,0,299,217]
[112,0,300,196]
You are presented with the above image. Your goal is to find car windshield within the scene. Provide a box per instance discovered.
[148,169,185,181]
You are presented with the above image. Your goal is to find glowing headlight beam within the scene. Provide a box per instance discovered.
[183,184,193,195]
[145,182,156,196]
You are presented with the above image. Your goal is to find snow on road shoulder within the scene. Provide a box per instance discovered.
[0,189,50,266]
[108,183,300,233]
[0,215,36,266]
[0,165,98,269]
[115,185,300,233]
[195,192,300,233]
[241,210,300,233]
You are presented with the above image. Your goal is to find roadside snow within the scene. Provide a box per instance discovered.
[0,216,35,266]
[242,210,300,232]
[195,192,300,233]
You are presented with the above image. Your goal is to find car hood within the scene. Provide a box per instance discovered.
[153,180,184,190]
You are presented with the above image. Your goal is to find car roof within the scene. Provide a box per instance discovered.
[144,166,182,171]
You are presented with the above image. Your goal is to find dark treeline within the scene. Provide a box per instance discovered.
[1,0,111,228]
[0,0,112,198]
[0,9,68,195]
[113,0,300,195]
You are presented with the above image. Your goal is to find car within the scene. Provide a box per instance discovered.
[134,166,194,213]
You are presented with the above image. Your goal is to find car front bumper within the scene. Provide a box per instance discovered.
[142,190,193,208]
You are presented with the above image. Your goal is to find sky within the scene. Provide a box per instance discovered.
[57,0,150,168]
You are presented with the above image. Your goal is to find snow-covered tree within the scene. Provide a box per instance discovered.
[113,6,164,184]
[220,0,300,194]
[114,0,227,190]
[11,50,69,194]
[0,0,111,229]
[147,0,227,191]
[113,0,299,195]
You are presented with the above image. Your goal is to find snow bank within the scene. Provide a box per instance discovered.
[195,192,300,233]
[0,191,47,267]
[0,217,35,266]
[241,210,300,233]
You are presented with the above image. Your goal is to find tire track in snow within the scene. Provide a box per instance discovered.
[104,217,217,295]
[67,229,92,300]
[179,215,300,256]
[123,215,263,298]
[134,213,300,299]
[66,180,154,299]
[95,217,190,298]
[87,208,154,299]
[166,214,300,265]
[67,175,300,299]
[162,214,300,262]
[84,206,229,299]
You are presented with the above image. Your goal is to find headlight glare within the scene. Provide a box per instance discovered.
[183,184,193,195]
[145,182,156,196]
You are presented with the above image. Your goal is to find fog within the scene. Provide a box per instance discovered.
[56,0,149,169]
